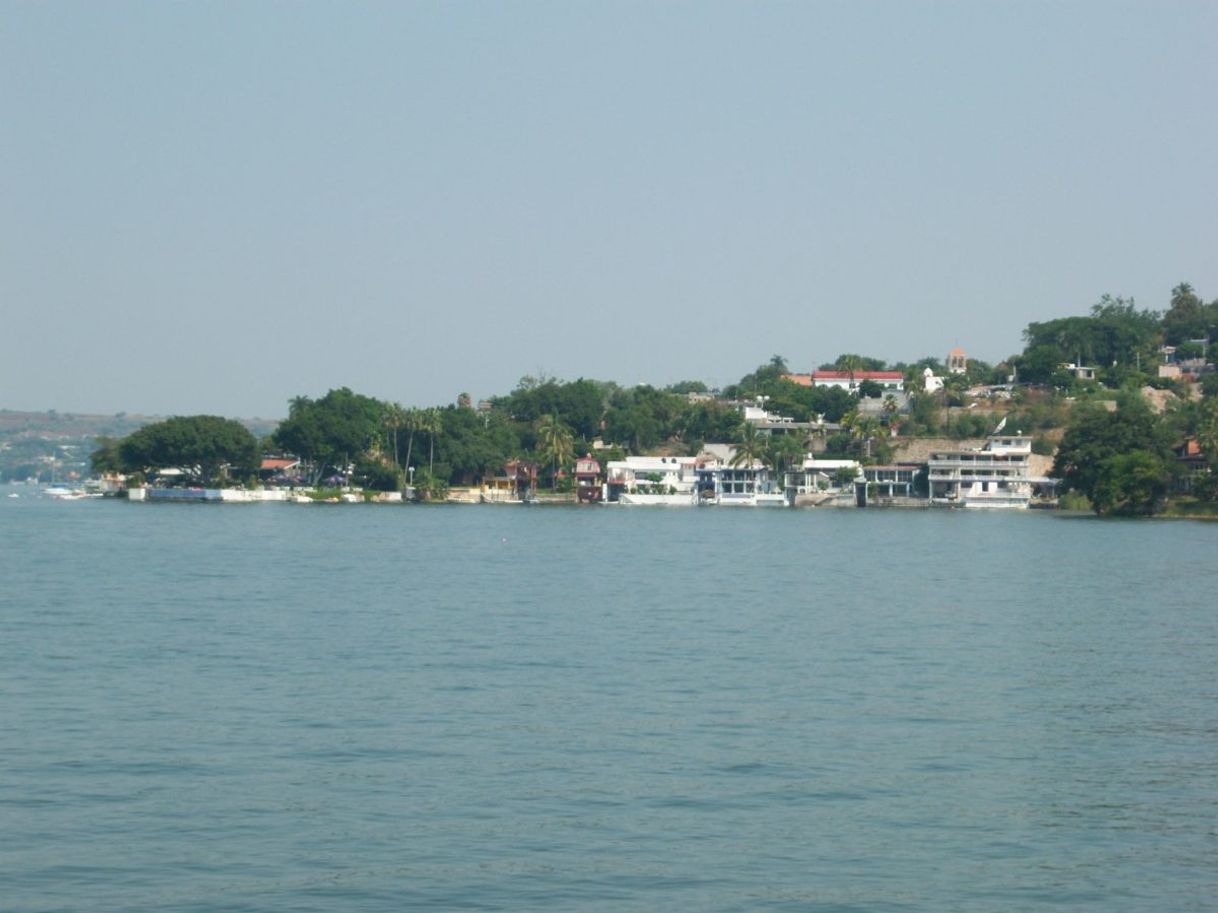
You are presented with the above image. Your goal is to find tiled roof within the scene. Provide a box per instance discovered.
[812,370,904,381]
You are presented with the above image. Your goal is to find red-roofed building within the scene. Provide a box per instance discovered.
[260,458,301,472]
[947,347,968,374]
[574,454,603,503]
[782,370,904,393]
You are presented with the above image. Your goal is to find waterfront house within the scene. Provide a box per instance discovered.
[696,460,786,506]
[605,455,697,503]
[1173,439,1210,493]
[862,464,919,498]
[574,454,603,503]
[784,457,859,506]
[482,460,538,502]
[259,457,302,483]
[928,435,1034,508]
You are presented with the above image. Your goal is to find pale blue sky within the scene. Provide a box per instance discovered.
[3,2,1215,417]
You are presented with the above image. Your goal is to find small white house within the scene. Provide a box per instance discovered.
[923,367,944,393]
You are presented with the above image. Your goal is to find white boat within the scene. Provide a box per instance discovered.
[45,484,87,500]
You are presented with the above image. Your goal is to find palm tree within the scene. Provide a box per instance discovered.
[534,413,574,489]
[840,406,861,437]
[766,433,806,483]
[881,395,900,435]
[383,402,407,468]
[841,408,879,458]
[730,421,769,468]
[855,415,881,459]
[403,407,422,472]
[422,407,443,474]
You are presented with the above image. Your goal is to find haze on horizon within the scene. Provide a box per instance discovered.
[3,3,1215,419]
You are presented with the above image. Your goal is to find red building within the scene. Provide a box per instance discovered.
[574,454,602,503]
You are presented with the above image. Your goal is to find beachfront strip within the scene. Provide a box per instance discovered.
[117,433,1053,509]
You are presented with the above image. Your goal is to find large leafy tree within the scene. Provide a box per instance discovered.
[1092,451,1168,515]
[272,388,385,483]
[723,356,790,398]
[1020,294,1161,385]
[89,436,124,474]
[1161,282,1214,346]
[432,407,521,485]
[499,377,608,441]
[118,416,258,484]
[676,401,743,449]
[1053,395,1172,513]
[603,385,683,452]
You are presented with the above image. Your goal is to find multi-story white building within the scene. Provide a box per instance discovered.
[605,456,698,504]
[928,435,1034,508]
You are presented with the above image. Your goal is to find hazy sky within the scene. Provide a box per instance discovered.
[3,2,1216,418]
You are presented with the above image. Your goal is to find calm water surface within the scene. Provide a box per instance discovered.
[2,491,1216,911]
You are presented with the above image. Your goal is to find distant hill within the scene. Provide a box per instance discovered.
[0,410,280,481]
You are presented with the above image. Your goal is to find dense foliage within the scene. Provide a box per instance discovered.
[116,415,258,484]
[85,281,1218,515]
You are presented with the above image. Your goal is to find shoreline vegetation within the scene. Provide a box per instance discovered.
[7,283,1218,518]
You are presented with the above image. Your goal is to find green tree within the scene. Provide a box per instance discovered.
[432,406,521,485]
[1162,282,1208,345]
[723,357,790,398]
[730,422,769,468]
[1053,395,1172,512]
[272,388,385,483]
[766,433,806,481]
[1020,294,1161,386]
[856,378,884,399]
[89,436,124,475]
[383,402,407,469]
[823,353,888,372]
[533,413,575,488]
[421,407,443,474]
[665,380,709,395]
[118,416,258,484]
[402,407,423,471]
[1092,451,1168,515]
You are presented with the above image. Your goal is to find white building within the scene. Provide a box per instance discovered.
[605,456,698,503]
[922,366,944,393]
[696,463,786,506]
[785,458,859,496]
[928,435,1034,508]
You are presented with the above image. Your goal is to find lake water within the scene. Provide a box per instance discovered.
[3,490,1217,912]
